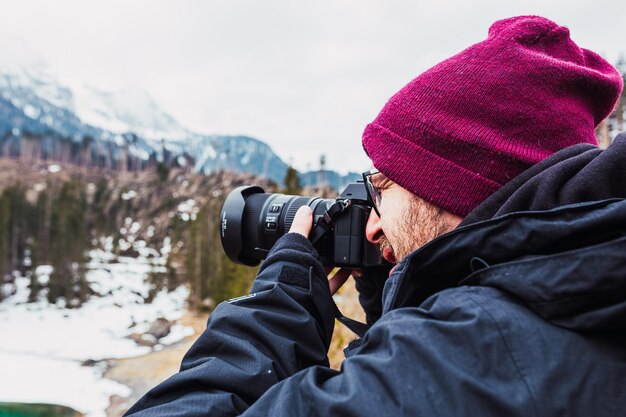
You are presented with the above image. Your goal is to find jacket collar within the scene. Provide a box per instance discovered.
[382,198,626,331]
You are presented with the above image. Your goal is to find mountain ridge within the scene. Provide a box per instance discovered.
[0,36,360,189]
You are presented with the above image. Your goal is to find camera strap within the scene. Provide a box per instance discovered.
[333,303,370,337]
[307,199,371,338]
[309,199,351,245]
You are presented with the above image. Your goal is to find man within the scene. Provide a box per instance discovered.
[126,16,625,416]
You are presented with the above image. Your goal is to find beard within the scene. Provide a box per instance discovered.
[381,195,452,263]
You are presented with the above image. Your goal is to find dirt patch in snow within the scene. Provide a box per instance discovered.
[104,311,208,417]
[105,281,364,416]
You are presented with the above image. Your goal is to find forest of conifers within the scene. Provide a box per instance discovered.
[0,161,287,310]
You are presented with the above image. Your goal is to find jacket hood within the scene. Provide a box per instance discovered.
[386,133,626,332]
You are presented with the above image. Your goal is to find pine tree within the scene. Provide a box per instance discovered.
[48,180,89,307]
[204,196,256,305]
[183,196,257,310]
[0,192,10,286]
[5,186,29,275]
[184,203,211,309]
[283,165,302,195]
[33,187,52,262]
[27,238,39,303]
[0,185,37,301]
[156,162,170,183]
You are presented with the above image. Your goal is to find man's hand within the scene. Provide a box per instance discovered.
[289,205,313,238]
[325,268,353,295]
[289,205,356,295]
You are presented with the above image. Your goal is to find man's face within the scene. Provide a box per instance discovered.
[365,171,462,264]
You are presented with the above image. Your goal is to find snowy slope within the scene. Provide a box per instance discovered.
[0,235,193,417]
[65,80,191,142]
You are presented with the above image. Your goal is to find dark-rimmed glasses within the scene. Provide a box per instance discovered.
[362,168,382,217]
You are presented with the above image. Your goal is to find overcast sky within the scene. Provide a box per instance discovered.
[1,0,624,174]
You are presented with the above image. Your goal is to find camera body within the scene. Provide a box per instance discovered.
[220,183,382,267]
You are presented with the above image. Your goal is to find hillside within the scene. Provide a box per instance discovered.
[0,158,261,415]
[0,157,365,416]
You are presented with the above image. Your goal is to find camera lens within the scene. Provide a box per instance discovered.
[220,186,334,266]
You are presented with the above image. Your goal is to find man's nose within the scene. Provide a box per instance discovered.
[365,210,383,244]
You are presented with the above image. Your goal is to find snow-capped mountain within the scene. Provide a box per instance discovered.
[0,35,359,188]
[66,81,191,142]
[0,34,187,145]
[0,35,102,141]
[186,135,289,183]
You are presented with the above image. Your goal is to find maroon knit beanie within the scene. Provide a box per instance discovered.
[362,15,623,217]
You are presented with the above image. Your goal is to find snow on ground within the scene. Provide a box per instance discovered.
[0,350,130,417]
[0,239,194,416]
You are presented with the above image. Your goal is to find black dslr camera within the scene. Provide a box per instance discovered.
[220,183,382,267]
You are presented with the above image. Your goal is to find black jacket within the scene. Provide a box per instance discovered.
[125,134,626,416]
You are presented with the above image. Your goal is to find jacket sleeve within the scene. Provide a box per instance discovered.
[124,233,337,416]
[126,260,534,417]
[234,287,536,417]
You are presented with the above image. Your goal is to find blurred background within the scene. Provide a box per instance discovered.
[0,1,624,416]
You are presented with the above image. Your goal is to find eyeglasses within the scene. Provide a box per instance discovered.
[362,168,382,218]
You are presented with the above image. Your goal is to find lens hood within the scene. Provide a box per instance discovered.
[220,185,265,266]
